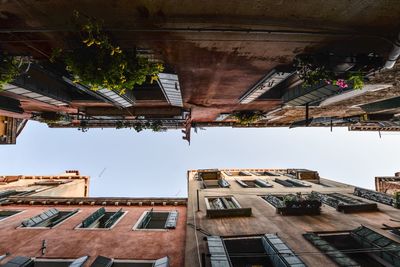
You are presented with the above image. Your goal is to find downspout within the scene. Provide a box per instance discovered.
[384,32,400,69]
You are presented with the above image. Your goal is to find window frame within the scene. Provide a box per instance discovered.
[0,210,24,222]
[75,209,127,231]
[19,209,80,229]
[132,210,178,231]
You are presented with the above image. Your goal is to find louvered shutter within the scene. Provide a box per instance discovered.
[255,179,272,188]
[69,256,89,267]
[218,179,230,188]
[207,236,230,267]
[21,208,59,227]
[82,207,105,228]
[89,256,113,267]
[164,211,178,229]
[104,208,123,228]
[153,256,169,267]
[2,256,33,267]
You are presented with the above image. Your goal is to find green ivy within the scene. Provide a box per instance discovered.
[115,120,165,132]
[0,54,24,90]
[232,111,264,125]
[53,13,164,94]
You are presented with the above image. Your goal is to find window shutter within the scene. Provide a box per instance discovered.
[21,208,59,227]
[235,180,248,187]
[49,209,79,227]
[206,236,230,267]
[69,256,89,267]
[104,208,123,228]
[164,211,178,229]
[2,256,33,267]
[138,208,154,228]
[89,256,113,267]
[262,234,306,267]
[218,179,230,188]
[255,179,272,188]
[153,256,169,267]
[82,207,106,228]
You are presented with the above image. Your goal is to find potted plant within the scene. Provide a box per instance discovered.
[51,12,164,94]
[232,110,265,125]
[293,53,381,90]
[0,53,31,89]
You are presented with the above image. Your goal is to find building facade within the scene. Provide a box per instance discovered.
[376,172,400,195]
[185,168,400,267]
[0,170,187,267]
[0,197,186,267]
[0,170,90,198]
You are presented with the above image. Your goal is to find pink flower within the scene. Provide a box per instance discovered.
[335,79,348,88]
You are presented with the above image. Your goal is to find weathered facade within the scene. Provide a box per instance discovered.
[186,168,400,267]
[0,170,187,267]
[0,170,90,198]
[1,1,400,143]
[376,172,400,195]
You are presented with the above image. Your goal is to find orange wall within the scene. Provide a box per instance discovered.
[0,205,186,266]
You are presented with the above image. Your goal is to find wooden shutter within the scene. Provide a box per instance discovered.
[89,256,113,267]
[21,208,59,227]
[49,209,79,227]
[255,179,272,188]
[164,211,178,229]
[206,236,230,267]
[262,234,306,267]
[218,179,230,188]
[81,207,105,228]
[2,256,33,267]
[69,256,89,267]
[153,256,169,267]
[104,208,123,228]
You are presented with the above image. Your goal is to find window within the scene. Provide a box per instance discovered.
[274,178,311,187]
[79,207,124,229]
[21,208,78,228]
[207,234,306,267]
[0,210,21,221]
[205,197,251,218]
[313,192,378,213]
[134,209,178,230]
[304,226,400,267]
[1,256,88,267]
[262,193,321,215]
[89,256,169,267]
[236,179,272,188]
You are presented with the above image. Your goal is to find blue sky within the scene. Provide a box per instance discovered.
[0,121,399,197]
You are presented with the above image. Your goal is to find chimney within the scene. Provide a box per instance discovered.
[65,170,80,176]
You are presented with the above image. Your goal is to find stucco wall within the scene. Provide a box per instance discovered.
[0,204,186,266]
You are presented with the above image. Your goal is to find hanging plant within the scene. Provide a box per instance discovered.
[52,12,164,94]
[0,53,31,90]
[115,120,165,132]
[232,111,265,125]
[294,54,364,90]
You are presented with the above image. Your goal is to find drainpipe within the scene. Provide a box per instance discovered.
[384,32,400,69]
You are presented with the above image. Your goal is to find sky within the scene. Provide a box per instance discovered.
[0,121,399,197]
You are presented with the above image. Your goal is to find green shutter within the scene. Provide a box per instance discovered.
[104,208,123,228]
[21,208,59,227]
[90,256,113,267]
[81,207,105,228]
